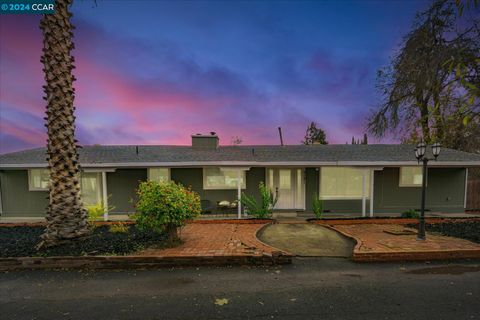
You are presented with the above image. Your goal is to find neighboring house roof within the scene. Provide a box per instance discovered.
[1,144,480,168]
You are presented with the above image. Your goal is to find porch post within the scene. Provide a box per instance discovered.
[102,171,108,221]
[464,168,468,209]
[237,169,242,219]
[369,169,374,217]
[362,169,366,217]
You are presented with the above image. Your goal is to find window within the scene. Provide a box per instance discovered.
[320,167,370,200]
[28,169,50,191]
[203,168,246,190]
[148,168,170,183]
[399,167,423,187]
[80,172,103,206]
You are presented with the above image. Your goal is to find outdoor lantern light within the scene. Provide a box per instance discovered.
[432,142,441,159]
[413,140,441,241]
[415,147,420,160]
[416,141,426,158]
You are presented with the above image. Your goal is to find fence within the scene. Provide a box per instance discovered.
[466,179,480,210]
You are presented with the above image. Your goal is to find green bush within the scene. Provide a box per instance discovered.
[241,182,278,219]
[312,193,324,219]
[135,181,201,240]
[401,209,420,219]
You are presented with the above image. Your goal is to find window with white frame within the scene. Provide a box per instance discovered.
[320,167,370,199]
[28,169,50,191]
[148,168,170,183]
[399,167,423,187]
[203,168,246,190]
[80,172,103,206]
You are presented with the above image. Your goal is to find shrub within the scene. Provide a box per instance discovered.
[135,181,201,241]
[86,196,115,226]
[109,222,129,234]
[241,182,278,219]
[312,193,324,219]
[401,209,420,219]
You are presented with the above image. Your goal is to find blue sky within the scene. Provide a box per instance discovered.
[0,0,430,153]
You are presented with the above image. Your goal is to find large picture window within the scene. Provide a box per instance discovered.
[148,168,170,183]
[399,167,423,187]
[80,172,103,206]
[203,168,246,190]
[28,169,50,191]
[320,167,370,200]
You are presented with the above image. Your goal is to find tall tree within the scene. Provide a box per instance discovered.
[367,0,479,146]
[302,122,328,145]
[38,0,89,248]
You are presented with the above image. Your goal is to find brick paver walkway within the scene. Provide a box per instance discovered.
[331,224,480,261]
[141,223,285,257]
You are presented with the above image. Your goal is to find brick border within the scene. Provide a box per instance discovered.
[323,224,480,262]
[0,219,273,228]
[310,217,480,226]
[0,253,292,271]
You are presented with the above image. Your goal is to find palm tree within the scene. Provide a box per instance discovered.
[37,0,89,249]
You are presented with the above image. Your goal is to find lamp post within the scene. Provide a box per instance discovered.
[414,141,441,240]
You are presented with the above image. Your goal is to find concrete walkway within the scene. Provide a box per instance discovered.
[258,224,355,257]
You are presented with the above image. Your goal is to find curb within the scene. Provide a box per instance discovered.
[0,252,292,271]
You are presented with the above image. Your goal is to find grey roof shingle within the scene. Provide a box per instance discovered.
[1,144,480,167]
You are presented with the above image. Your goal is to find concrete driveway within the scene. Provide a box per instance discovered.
[258,223,355,257]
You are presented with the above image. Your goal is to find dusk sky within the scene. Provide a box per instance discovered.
[0,0,430,153]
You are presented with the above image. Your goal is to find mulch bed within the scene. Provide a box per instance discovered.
[406,221,480,244]
[0,225,168,258]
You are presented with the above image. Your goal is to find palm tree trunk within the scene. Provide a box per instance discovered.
[37,0,89,249]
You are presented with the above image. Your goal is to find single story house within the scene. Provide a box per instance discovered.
[1,133,479,219]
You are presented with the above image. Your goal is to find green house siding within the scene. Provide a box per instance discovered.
[0,170,47,217]
[374,167,466,213]
[107,169,147,214]
[0,166,467,217]
[171,167,265,210]
[304,167,465,214]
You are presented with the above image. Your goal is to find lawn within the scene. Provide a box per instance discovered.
[0,225,169,258]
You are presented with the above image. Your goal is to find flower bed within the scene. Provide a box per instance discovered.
[0,225,168,258]
[406,221,480,244]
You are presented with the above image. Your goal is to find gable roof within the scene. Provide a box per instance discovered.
[1,144,480,168]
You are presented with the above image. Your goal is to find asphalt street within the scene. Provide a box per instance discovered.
[1,258,479,320]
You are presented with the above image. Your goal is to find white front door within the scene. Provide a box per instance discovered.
[267,168,304,209]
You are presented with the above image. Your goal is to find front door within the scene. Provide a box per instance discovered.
[267,168,304,209]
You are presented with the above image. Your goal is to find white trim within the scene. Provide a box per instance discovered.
[369,169,374,217]
[3,160,480,169]
[82,168,116,173]
[237,169,242,219]
[464,168,468,209]
[102,172,108,221]
[361,169,366,217]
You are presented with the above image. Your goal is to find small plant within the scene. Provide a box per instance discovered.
[135,181,201,241]
[109,222,129,234]
[312,193,324,219]
[241,182,278,219]
[401,209,420,219]
[86,203,104,226]
[86,195,115,227]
